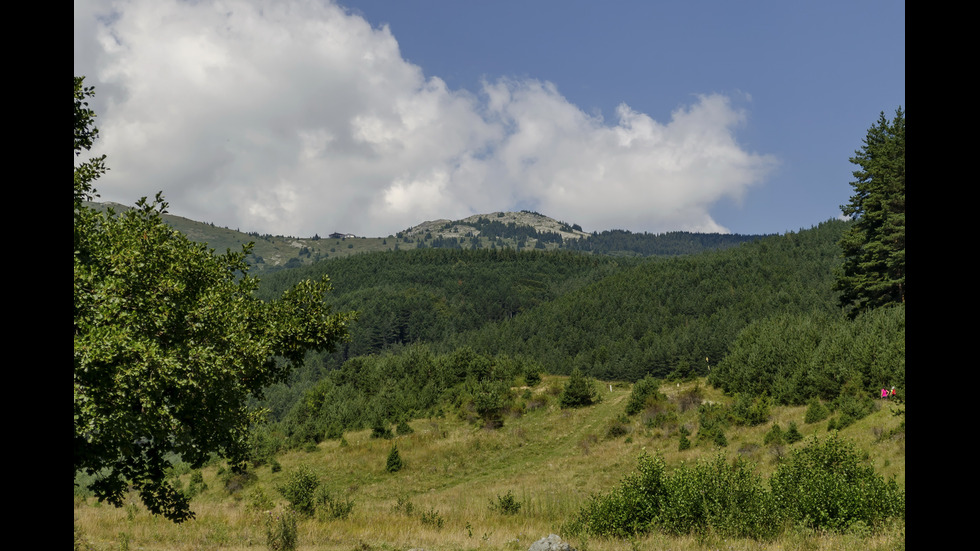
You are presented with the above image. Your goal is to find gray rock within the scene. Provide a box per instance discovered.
[528,534,575,551]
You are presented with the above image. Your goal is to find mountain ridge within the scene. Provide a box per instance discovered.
[87,201,770,273]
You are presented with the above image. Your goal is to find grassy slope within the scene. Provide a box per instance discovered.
[74,378,905,551]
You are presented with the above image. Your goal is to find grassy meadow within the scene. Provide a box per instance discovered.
[74,377,905,550]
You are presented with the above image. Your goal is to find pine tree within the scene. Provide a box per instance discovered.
[837,108,905,316]
[559,369,598,408]
[386,446,404,473]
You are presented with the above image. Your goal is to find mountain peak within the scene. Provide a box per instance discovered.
[402,211,590,241]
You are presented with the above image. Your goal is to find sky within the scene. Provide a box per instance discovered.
[74,0,905,238]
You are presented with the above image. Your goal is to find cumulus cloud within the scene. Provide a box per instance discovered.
[74,0,775,236]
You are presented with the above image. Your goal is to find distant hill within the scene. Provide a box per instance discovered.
[89,203,766,274]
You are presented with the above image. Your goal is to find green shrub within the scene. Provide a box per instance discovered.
[730,394,772,426]
[393,496,415,516]
[396,420,414,435]
[678,433,691,451]
[697,404,729,448]
[386,446,404,473]
[277,466,320,516]
[473,380,507,428]
[577,453,777,539]
[371,418,394,439]
[577,453,669,536]
[249,426,285,467]
[625,376,663,416]
[804,398,830,424]
[245,487,274,512]
[770,435,904,531]
[833,392,877,428]
[324,421,344,440]
[420,508,444,528]
[763,424,784,446]
[560,369,598,408]
[316,488,355,520]
[265,507,298,551]
[785,422,803,444]
[658,455,777,539]
[605,416,631,439]
[186,470,207,497]
[524,368,542,387]
[489,490,522,515]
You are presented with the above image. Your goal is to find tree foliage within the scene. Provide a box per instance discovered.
[74,77,106,205]
[709,306,904,404]
[73,77,353,522]
[837,108,905,316]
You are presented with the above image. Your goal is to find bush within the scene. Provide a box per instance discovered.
[560,369,598,408]
[770,434,904,531]
[833,391,877,428]
[265,507,298,551]
[245,487,274,512]
[316,488,355,520]
[524,365,542,387]
[658,455,777,539]
[473,380,508,428]
[371,418,394,439]
[489,490,522,515]
[577,453,777,539]
[729,394,772,426]
[186,470,207,497]
[804,398,830,424]
[605,416,631,439]
[386,446,404,473]
[625,376,663,416]
[396,420,414,435]
[249,426,286,467]
[785,422,803,443]
[763,424,784,446]
[697,404,729,448]
[577,453,669,536]
[277,466,320,516]
[420,507,444,528]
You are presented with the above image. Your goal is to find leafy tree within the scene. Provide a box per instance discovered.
[837,108,905,316]
[73,77,354,522]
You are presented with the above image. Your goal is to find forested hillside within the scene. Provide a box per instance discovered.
[452,220,846,380]
[252,219,849,432]
[253,249,633,419]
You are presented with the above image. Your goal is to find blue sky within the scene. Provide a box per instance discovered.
[74,0,905,237]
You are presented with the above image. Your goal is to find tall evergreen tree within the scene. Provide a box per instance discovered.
[836,108,905,316]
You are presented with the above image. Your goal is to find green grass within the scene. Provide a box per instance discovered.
[74,377,905,550]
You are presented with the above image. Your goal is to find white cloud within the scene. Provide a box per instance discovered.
[75,0,775,236]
